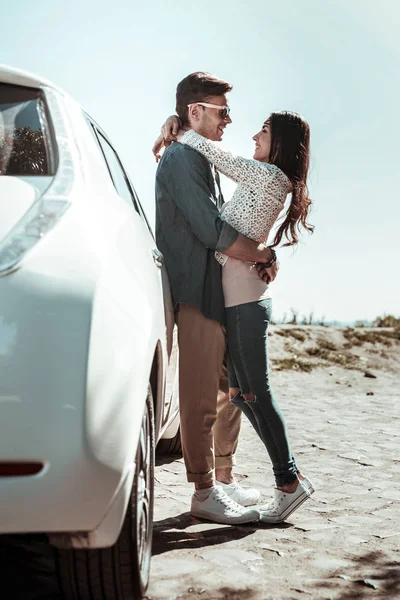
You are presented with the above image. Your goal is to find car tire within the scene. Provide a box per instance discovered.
[156,426,182,455]
[56,386,155,600]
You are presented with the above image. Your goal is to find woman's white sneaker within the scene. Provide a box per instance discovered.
[191,486,260,524]
[259,476,315,524]
[216,481,261,506]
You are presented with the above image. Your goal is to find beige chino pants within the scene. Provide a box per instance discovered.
[177,303,242,483]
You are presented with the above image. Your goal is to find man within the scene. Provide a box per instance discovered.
[155,72,278,524]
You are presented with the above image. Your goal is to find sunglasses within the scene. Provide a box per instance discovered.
[187,102,231,119]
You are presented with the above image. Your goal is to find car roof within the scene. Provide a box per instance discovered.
[0,64,68,98]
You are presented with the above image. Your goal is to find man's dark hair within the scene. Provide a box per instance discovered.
[176,72,232,125]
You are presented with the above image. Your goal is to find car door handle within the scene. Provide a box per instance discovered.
[152,249,164,268]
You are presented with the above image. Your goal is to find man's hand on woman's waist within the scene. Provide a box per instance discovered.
[224,234,279,282]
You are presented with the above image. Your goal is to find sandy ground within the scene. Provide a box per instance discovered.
[148,327,400,600]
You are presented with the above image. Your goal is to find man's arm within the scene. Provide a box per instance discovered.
[224,236,279,282]
[224,234,273,263]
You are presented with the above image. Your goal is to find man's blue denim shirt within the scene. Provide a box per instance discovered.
[155,142,239,325]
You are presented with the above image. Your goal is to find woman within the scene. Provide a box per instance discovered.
[154,111,315,523]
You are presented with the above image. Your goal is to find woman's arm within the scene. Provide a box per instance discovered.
[152,116,182,162]
[179,129,283,190]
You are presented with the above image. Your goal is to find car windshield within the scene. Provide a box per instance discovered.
[0,83,52,176]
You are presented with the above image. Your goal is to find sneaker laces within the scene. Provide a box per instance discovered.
[213,487,245,514]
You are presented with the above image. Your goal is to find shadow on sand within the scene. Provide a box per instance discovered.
[310,549,400,599]
[152,510,293,556]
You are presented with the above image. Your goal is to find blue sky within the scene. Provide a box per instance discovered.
[1,0,398,322]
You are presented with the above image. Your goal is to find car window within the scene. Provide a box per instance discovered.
[94,129,137,208]
[127,179,154,238]
[84,113,155,238]
[0,83,52,176]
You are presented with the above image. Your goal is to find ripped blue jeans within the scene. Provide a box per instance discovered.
[226,298,299,487]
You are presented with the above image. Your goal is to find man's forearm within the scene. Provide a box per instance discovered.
[223,233,273,263]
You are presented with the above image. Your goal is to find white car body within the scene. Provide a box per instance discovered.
[0,65,179,552]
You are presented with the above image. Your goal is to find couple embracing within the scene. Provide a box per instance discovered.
[154,71,315,525]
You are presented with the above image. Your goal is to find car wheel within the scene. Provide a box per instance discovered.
[56,386,155,599]
[156,426,182,455]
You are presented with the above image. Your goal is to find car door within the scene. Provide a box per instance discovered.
[86,117,178,428]
[126,187,179,429]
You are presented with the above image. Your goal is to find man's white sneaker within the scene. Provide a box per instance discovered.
[191,486,260,525]
[216,481,261,507]
[259,476,315,524]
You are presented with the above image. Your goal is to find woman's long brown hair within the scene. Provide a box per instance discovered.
[268,111,314,247]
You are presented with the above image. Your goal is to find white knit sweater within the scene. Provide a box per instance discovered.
[179,129,292,306]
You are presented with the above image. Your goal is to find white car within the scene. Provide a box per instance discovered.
[0,65,181,599]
